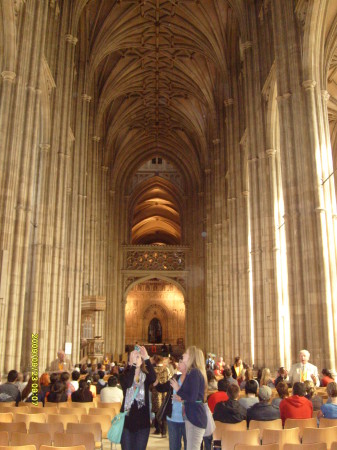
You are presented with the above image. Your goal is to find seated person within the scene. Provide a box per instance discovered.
[317,382,337,419]
[260,368,275,389]
[279,381,313,425]
[207,370,218,391]
[247,386,280,425]
[96,370,107,394]
[272,381,289,408]
[240,367,259,391]
[224,367,239,386]
[304,379,323,411]
[320,368,335,387]
[70,370,80,391]
[100,375,123,403]
[207,379,229,413]
[21,377,45,404]
[239,379,259,410]
[213,384,246,423]
[71,379,93,402]
[274,367,289,387]
[40,373,51,394]
[46,380,67,403]
[0,370,21,403]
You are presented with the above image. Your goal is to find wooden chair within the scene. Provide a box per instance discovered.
[66,423,102,450]
[40,445,85,450]
[262,427,301,447]
[0,413,13,423]
[0,423,26,441]
[249,419,282,440]
[284,443,327,450]
[0,432,9,446]
[66,403,94,414]
[11,432,51,450]
[80,414,111,439]
[54,432,95,450]
[302,426,337,450]
[18,403,43,408]
[29,422,64,443]
[221,429,260,450]
[319,418,337,428]
[284,417,318,438]
[0,403,16,410]
[234,445,279,450]
[13,413,46,431]
[3,408,29,415]
[96,402,121,412]
[27,407,58,415]
[331,443,337,450]
[88,408,116,420]
[0,446,36,450]
[57,408,87,420]
[43,403,59,409]
[46,414,79,428]
[214,421,247,440]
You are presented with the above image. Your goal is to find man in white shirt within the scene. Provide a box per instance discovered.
[100,375,123,403]
[288,349,319,387]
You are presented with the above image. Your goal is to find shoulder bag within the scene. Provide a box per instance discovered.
[107,385,139,445]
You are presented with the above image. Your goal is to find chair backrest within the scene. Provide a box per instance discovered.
[0,423,26,440]
[29,422,64,442]
[331,442,337,450]
[319,418,337,428]
[0,413,13,423]
[3,408,29,415]
[214,421,247,441]
[80,414,111,439]
[57,408,87,420]
[28,407,58,415]
[262,427,301,447]
[54,432,94,450]
[284,417,318,437]
[18,403,43,408]
[13,413,46,430]
[11,432,51,450]
[40,445,85,450]
[284,443,327,450]
[96,402,121,411]
[302,426,337,449]
[221,429,260,450]
[67,403,94,414]
[0,446,36,450]
[88,408,116,419]
[43,403,59,409]
[234,444,279,450]
[0,403,16,409]
[66,423,101,444]
[46,414,79,427]
[0,432,8,446]
[249,419,282,439]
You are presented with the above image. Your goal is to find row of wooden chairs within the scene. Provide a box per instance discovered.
[0,401,121,413]
[214,422,337,449]
[0,446,86,450]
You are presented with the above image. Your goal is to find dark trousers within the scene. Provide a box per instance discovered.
[121,427,150,450]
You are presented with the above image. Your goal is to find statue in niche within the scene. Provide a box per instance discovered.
[148,317,162,343]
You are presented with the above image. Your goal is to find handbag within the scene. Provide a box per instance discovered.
[107,386,139,444]
[203,402,216,437]
[155,388,172,422]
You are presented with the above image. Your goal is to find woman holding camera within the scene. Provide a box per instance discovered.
[119,346,156,450]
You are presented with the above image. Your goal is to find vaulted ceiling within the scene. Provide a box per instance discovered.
[80,0,240,181]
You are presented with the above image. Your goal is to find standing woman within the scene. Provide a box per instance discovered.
[120,346,156,450]
[170,346,207,450]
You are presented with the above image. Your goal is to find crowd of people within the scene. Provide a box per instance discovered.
[0,348,336,450]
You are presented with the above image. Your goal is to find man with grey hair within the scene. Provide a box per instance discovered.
[49,349,73,372]
[288,349,319,387]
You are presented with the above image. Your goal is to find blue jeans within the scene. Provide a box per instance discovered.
[121,427,150,450]
[203,434,212,450]
[167,419,187,450]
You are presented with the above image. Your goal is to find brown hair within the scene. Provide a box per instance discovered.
[276,381,289,399]
[327,382,337,398]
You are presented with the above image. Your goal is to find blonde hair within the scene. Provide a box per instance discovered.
[260,368,272,386]
[185,346,207,389]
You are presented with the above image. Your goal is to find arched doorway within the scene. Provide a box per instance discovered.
[125,278,185,347]
[148,318,162,343]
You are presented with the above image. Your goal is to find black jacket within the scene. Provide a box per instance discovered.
[155,373,180,419]
[213,399,247,423]
[246,401,280,425]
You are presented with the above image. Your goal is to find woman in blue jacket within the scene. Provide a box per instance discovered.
[170,346,207,450]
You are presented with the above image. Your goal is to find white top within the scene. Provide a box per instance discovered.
[100,386,123,404]
[288,362,319,387]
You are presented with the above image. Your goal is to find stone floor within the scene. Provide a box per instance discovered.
[103,434,170,449]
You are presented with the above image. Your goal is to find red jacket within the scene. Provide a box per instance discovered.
[279,395,313,425]
[207,391,228,413]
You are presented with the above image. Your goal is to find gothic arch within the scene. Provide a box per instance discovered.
[142,303,168,343]
[124,275,186,300]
